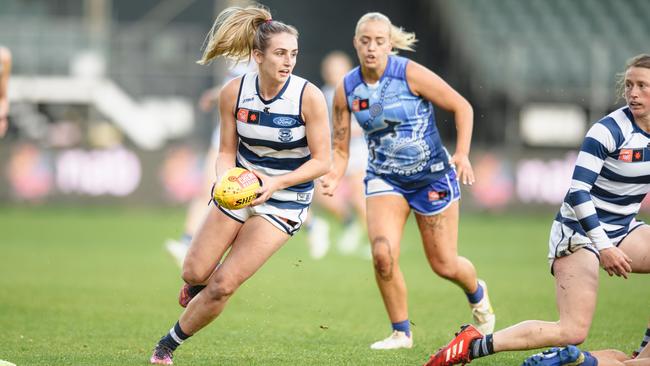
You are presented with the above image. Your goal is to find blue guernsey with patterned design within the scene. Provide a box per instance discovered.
[234,72,313,210]
[556,106,650,250]
[343,55,450,190]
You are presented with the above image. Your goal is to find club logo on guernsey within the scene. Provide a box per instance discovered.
[278,128,293,142]
[273,117,297,127]
[369,103,383,118]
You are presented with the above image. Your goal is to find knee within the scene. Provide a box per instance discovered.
[182,269,204,285]
[203,276,237,302]
[372,236,394,280]
[430,261,458,280]
[181,263,210,285]
[558,323,589,346]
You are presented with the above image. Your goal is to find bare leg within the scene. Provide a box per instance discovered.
[182,207,242,284]
[619,225,650,273]
[492,249,599,351]
[591,349,628,366]
[179,216,290,334]
[416,201,477,293]
[366,194,410,323]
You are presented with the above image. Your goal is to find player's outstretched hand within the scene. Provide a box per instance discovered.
[599,247,632,279]
[451,153,475,185]
[319,172,340,197]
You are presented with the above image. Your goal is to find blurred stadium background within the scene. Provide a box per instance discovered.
[1,1,649,365]
[1,0,649,210]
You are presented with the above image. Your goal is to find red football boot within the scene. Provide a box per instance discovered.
[424,324,483,366]
[178,283,192,308]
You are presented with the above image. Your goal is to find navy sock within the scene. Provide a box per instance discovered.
[188,285,206,298]
[582,351,598,366]
[470,334,494,359]
[159,321,191,351]
[466,282,484,304]
[636,328,650,354]
[392,319,411,337]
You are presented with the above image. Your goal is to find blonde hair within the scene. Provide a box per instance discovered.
[616,54,650,100]
[355,12,417,54]
[197,5,298,65]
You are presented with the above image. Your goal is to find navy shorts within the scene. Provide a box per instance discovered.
[364,169,461,215]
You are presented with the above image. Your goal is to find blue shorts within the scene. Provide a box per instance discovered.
[364,169,461,215]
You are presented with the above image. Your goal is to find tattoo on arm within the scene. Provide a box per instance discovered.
[332,105,349,147]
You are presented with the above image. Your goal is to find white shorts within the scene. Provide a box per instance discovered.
[214,200,309,236]
[547,218,644,268]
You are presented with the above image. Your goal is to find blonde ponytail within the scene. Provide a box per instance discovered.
[197,5,299,65]
[355,12,417,54]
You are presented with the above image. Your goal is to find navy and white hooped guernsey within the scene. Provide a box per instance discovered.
[343,55,451,190]
[234,71,313,211]
[550,106,650,260]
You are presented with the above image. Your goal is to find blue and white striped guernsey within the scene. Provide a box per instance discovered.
[556,106,650,250]
[234,72,313,210]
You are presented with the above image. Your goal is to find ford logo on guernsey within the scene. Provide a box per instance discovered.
[273,116,297,127]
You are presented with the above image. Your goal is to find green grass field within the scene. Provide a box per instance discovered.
[0,206,647,365]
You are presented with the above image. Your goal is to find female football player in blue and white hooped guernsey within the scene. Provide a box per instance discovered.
[425,55,650,366]
[149,5,330,365]
[320,12,495,350]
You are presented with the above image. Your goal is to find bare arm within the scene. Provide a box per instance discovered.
[214,77,241,181]
[252,83,331,205]
[320,81,351,196]
[0,47,12,137]
[406,60,475,185]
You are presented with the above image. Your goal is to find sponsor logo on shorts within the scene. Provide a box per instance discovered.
[428,190,448,201]
[430,162,445,172]
[297,192,311,202]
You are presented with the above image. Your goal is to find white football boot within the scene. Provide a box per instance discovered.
[370,330,413,350]
[307,216,330,260]
[470,279,496,334]
[337,221,362,255]
[165,239,189,268]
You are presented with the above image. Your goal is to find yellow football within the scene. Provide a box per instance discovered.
[213,167,261,210]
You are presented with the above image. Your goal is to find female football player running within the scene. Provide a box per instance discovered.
[320,12,495,350]
[425,54,650,366]
[149,5,330,365]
